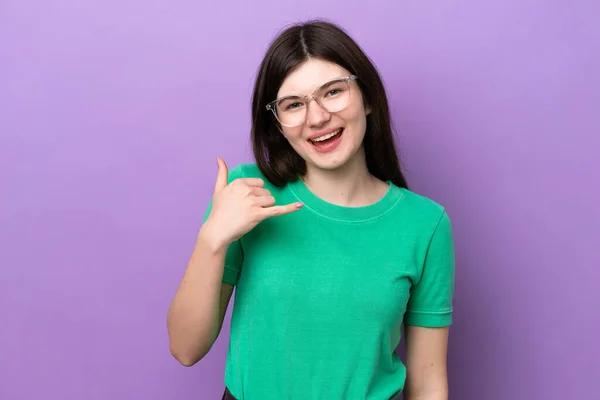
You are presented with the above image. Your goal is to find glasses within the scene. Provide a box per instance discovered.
[266,75,358,127]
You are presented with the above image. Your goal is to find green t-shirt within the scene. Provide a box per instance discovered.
[204,163,455,400]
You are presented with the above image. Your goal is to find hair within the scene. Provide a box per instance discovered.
[250,19,409,189]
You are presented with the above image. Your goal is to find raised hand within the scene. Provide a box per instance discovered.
[203,157,303,248]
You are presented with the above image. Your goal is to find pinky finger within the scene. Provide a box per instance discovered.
[262,202,304,218]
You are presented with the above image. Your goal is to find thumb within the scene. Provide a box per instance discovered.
[214,156,229,193]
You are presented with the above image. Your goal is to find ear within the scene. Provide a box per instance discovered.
[365,104,372,116]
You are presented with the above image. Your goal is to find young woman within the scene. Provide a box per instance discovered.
[167,20,455,400]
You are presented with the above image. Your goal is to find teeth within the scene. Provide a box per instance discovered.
[312,128,342,142]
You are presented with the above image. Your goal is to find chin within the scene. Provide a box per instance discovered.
[305,148,360,172]
[311,157,348,171]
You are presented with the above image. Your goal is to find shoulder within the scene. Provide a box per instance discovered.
[227,163,266,181]
[226,162,284,191]
[227,164,300,205]
[396,187,446,216]
[393,186,452,232]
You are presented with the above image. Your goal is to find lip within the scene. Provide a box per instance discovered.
[308,128,344,153]
[307,127,343,141]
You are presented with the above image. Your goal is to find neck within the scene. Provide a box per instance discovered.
[302,149,386,207]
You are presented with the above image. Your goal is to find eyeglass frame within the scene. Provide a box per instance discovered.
[265,75,358,127]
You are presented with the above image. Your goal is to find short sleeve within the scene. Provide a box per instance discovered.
[201,164,246,286]
[404,210,455,327]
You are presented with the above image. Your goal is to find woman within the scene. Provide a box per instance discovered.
[167,20,455,400]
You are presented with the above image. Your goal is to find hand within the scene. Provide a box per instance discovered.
[202,157,303,249]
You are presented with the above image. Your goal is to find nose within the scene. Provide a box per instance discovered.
[305,97,331,128]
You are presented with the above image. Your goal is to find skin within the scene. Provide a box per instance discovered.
[276,58,389,207]
[404,325,450,400]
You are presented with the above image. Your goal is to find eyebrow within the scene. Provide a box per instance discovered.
[276,76,346,100]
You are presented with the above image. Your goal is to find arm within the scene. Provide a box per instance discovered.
[403,210,455,399]
[166,158,302,367]
[403,325,449,400]
[166,226,235,367]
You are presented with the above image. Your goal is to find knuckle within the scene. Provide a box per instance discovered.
[230,180,242,191]
[252,210,264,222]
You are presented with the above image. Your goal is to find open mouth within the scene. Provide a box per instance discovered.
[309,128,344,147]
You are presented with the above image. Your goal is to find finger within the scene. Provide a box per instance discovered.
[251,187,271,197]
[262,202,304,218]
[255,195,276,208]
[239,178,265,187]
[214,157,228,194]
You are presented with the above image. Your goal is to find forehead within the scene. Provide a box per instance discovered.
[277,59,351,97]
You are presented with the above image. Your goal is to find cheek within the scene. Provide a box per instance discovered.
[343,106,368,134]
[281,127,305,144]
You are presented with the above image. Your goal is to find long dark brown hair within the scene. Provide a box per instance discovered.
[251,20,408,189]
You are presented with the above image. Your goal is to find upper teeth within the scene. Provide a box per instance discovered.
[312,128,342,142]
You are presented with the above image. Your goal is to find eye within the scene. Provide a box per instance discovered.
[327,89,341,96]
[285,102,303,110]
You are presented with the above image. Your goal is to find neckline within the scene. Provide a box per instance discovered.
[288,177,405,223]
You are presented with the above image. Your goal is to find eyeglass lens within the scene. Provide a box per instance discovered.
[274,78,351,127]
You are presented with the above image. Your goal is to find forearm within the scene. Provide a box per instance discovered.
[167,225,229,365]
[403,325,449,400]
[404,389,448,400]
[404,378,448,400]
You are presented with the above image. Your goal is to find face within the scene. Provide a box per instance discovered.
[274,58,370,172]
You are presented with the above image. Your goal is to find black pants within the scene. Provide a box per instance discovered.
[221,387,237,400]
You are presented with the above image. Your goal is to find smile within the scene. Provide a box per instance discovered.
[308,128,344,153]
[310,128,343,143]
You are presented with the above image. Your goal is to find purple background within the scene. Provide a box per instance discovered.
[1,1,599,399]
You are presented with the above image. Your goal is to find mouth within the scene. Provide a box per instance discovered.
[308,128,344,153]
[309,128,343,145]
